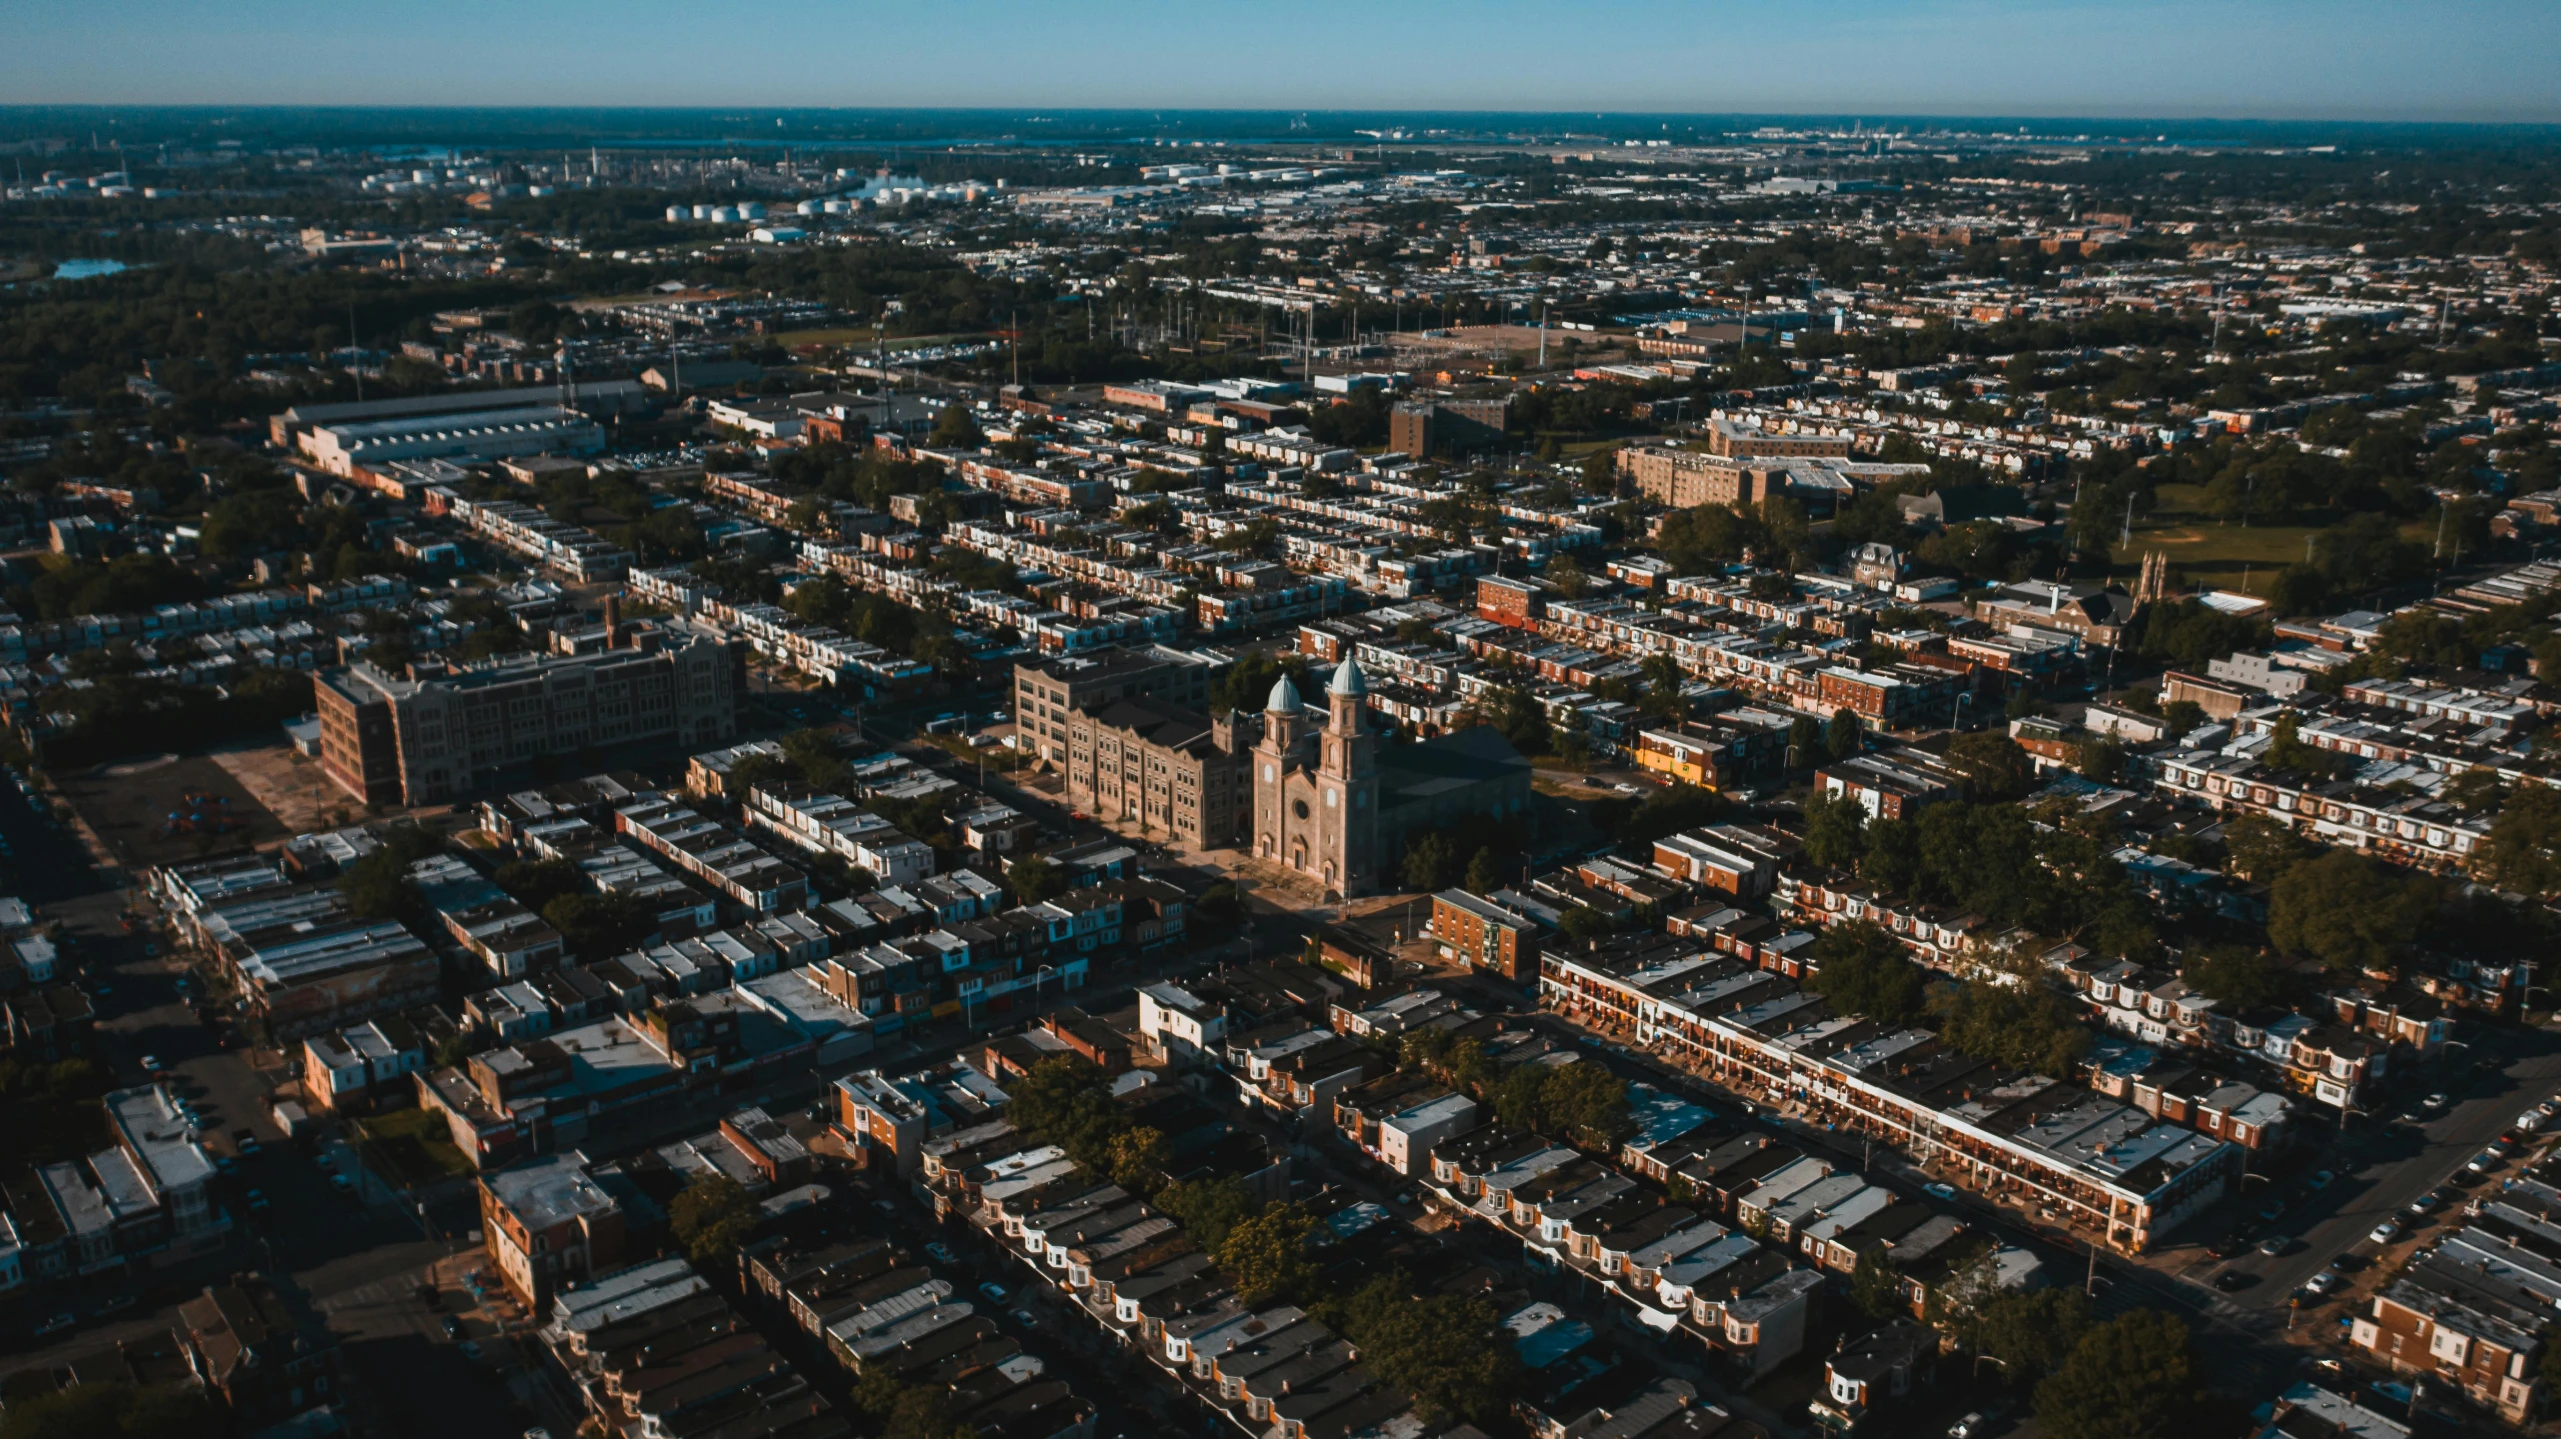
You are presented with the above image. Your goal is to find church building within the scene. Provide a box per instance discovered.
[1252,656,1534,900]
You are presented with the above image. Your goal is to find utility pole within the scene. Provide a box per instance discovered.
[349,302,362,402]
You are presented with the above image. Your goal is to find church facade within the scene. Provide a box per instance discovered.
[1251,657,1533,900]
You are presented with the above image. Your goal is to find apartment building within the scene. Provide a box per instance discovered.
[1061,696,1249,847]
[1431,890,1543,982]
[1012,648,1224,772]
[316,631,743,807]
[481,1154,629,1311]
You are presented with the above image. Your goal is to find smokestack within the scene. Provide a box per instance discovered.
[604,594,624,649]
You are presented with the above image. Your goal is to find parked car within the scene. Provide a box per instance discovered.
[244,1189,269,1212]
[2208,1233,2252,1259]
[2408,1190,2443,1216]
[441,1316,464,1340]
[2306,1170,2336,1190]
[1923,1182,1958,1201]
[2369,1221,2402,1245]
[2467,1149,2506,1174]
[977,1282,1008,1304]
[2300,1271,2341,1298]
[457,1341,482,1361]
[33,1313,74,1337]
[233,1128,259,1155]
[925,1243,957,1264]
[2257,1199,2288,1223]
[1010,1308,1040,1329]
[2420,1093,2450,1113]
[2258,1234,2292,1256]
[2213,1270,2255,1292]
[138,1054,161,1074]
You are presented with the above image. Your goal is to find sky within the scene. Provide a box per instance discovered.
[6,0,2557,124]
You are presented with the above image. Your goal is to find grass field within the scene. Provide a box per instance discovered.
[2105,482,2429,597]
[356,1106,474,1188]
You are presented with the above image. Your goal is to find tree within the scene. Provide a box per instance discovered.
[0,1382,218,1439]
[1803,921,1928,1026]
[1927,978,2092,1078]
[2033,1309,2210,1439]
[1849,1247,1906,1319]
[929,403,984,448]
[1006,1055,1126,1167]
[1826,706,1863,761]
[1331,1275,1517,1426]
[541,891,652,961]
[1008,855,1065,905]
[1541,1060,1635,1148]
[1945,731,2034,801]
[669,1174,756,1266]
[2485,784,2561,894]
[1218,1201,1320,1303]
[1787,714,1822,768]
[337,848,422,922]
[2184,945,2287,1010]
[2267,850,2434,975]
[493,857,584,912]
[1464,846,1504,894]
[1969,1287,2094,1388]
[2220,814,2312,883]
[2076,736,2126,784]
[1401,831,1460,892]
[1156,1174,1260,1252]
[1106,1125,1170,1193]
[1803,790,1869,870]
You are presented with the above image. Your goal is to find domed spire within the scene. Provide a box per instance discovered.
[1266,675,1304,713]
[1327,655,1367,698]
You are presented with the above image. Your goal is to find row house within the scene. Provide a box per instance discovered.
[2353,1218,2554,1423]
[1777,869,1989,977]
[2152,752,2489,870]
[615,795,811,914]
[1540,948,2239,1252]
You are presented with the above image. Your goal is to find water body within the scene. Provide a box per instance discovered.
[53,259,129,280]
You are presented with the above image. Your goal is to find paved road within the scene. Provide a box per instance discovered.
[2170,1024,2561,1307]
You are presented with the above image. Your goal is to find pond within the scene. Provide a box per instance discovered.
[53,259,130,280]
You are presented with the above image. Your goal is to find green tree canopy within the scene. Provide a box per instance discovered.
[2033,1309,2212,1439]
[1927,978,2092,1078]
[670,1174,756,1266]
[1803,920,1929,1027]
[0,1382,218,1439]
[2267,849,2435,975]
[1218,1201,1320,1303]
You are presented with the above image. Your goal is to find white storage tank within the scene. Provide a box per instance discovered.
[691,203,713,220]
[710,206,739,223]
[738,201,766,220]
[666,205,689,222]
[796,199,821,216]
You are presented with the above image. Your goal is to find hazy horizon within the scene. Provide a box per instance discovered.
[8,0,2555,125]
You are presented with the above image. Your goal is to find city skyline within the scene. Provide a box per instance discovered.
[9,0,2558,124]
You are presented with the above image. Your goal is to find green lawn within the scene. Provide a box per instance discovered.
[2106,483,2427,597]
[355,1106,473,1187]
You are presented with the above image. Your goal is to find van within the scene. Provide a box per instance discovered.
[2517,1110,2544,1134]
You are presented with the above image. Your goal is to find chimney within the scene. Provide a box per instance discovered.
[604,594,623,648]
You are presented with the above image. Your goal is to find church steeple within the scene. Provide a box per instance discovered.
[1326,655,1367,737]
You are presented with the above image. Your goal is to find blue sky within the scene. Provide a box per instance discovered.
[9,1,2556,123]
